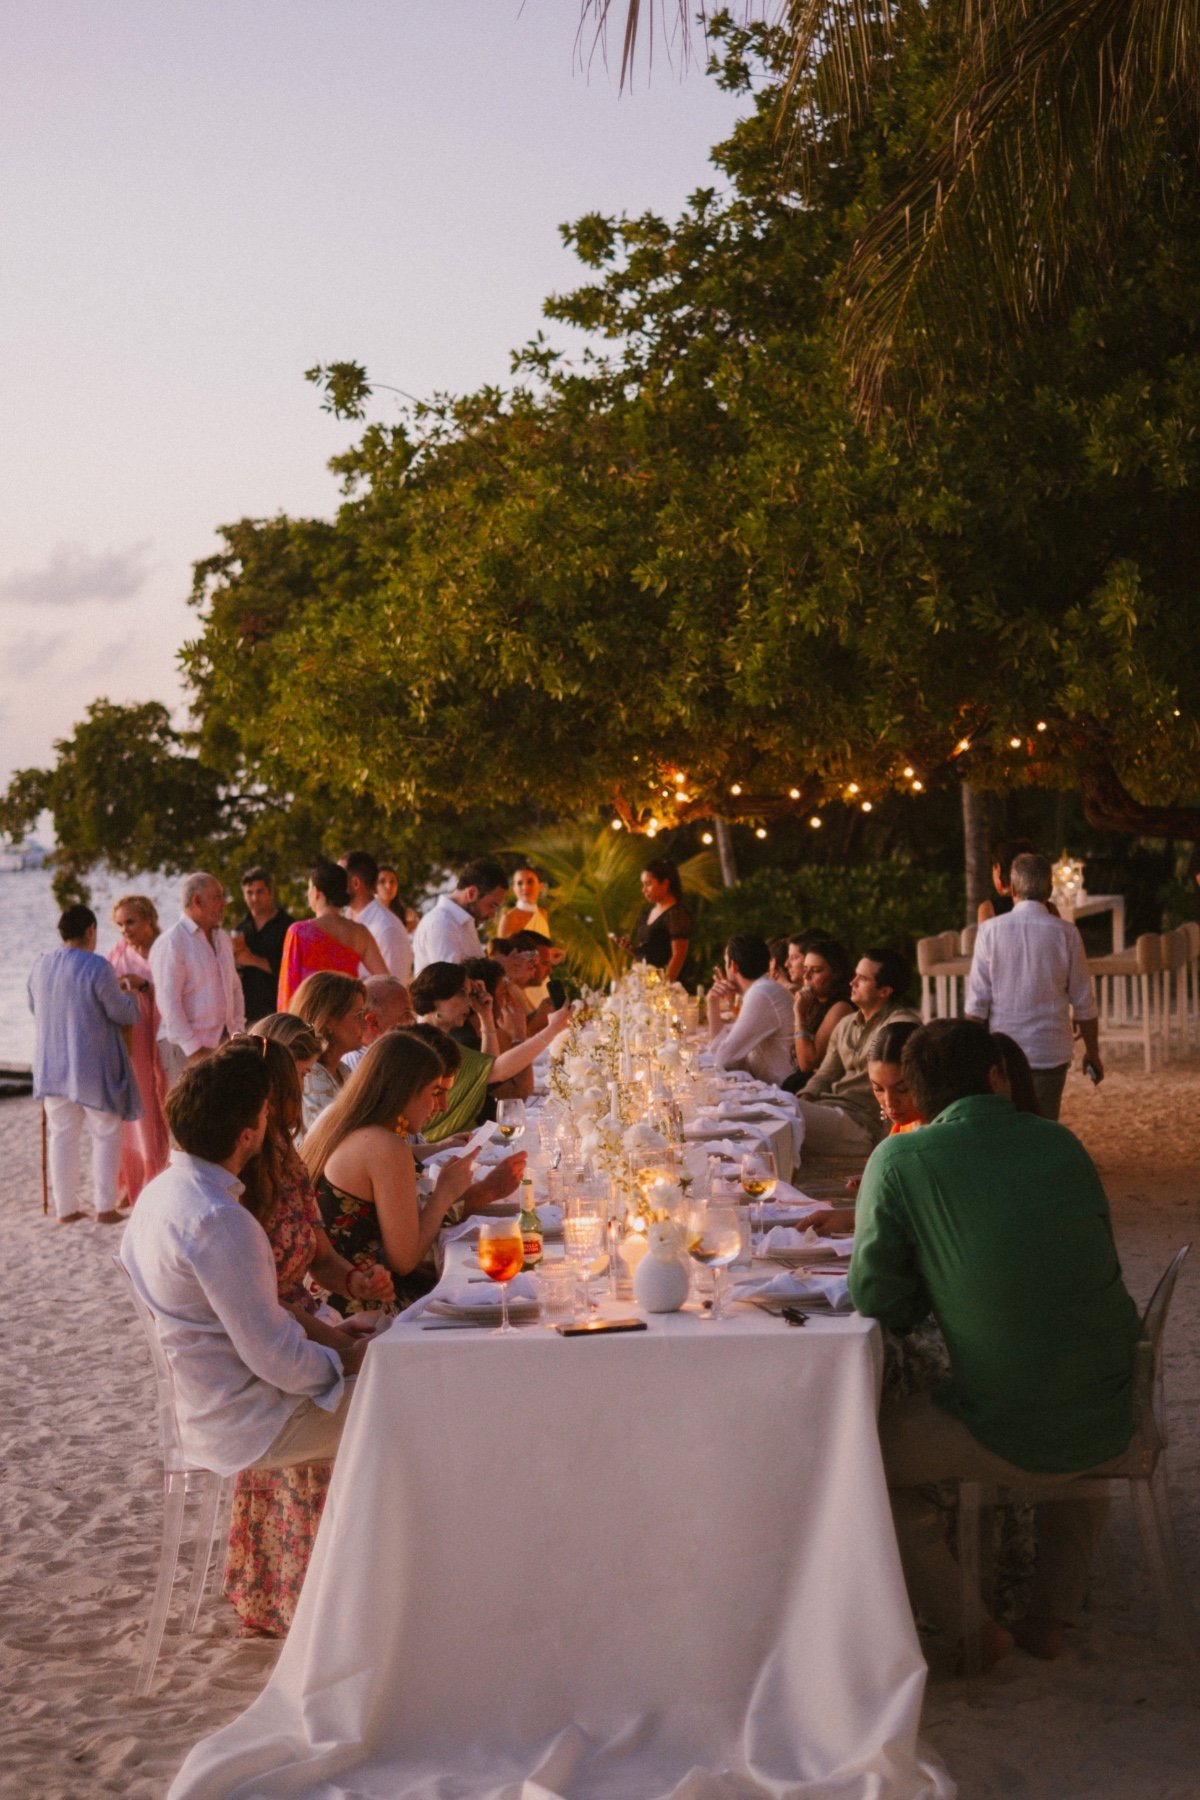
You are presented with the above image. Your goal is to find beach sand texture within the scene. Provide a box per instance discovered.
[0,1064,1197,1799]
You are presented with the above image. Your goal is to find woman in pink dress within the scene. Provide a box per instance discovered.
[277,858,386,1009]
[107,895,170,1204]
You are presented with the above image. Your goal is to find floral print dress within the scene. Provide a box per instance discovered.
[223,1148,334,1636]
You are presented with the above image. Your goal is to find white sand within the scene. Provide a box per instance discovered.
[0,1063,1197,1798]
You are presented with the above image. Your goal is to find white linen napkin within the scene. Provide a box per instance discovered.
[424,1274,540,1318]
[758,1225,855,1258]
[717,1099,795,1124]
[442,1203,563,1245]
[731,1267,853,1312]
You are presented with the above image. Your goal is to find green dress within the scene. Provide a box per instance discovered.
[421,1043,493,1140]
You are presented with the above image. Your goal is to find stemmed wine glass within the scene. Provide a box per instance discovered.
[495,1098,526,1147]
[739,1147,778,1242]
[477,1215,525,1335]
[686,1202,744,1321]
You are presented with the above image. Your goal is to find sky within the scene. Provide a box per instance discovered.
[0,1,746,803]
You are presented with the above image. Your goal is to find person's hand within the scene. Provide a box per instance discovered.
[117,975,139,993]
[469,1152,527,1207]
[1083,1051,1105,1084]
[433,1152,479,1210]
[339,1335,370,1376]
[809,1206,857,1236]
[468,985,495,1026]
[231,939,254,968]
[347,1260,395,1305]
[546,1002,572,1038]
[339,1311,386,1337]
[794,988,821,1030]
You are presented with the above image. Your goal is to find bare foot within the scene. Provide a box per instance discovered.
[1013,1616,1067,1660]
[57,1211,86,1224]
[94,1209,126,1226]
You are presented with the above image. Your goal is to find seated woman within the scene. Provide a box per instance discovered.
[302,1033,497,1312]
[288,971,367,1137]
[278,858,386,1009]
[409,961,571,1139]
[784,935,854,1092]
[456,956,534,1106]
[813,1018,924,1233]
[224,1035,393,1638]
[628,858,692,985]
[248,1010,322,1083]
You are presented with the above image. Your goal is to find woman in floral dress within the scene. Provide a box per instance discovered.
[223,1036,392,1637]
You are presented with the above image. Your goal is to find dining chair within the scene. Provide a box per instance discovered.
[957,1244,1197,1675]
[113,1257,234,1695]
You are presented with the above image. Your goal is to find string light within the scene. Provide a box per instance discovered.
[860,800,873,813]
[611,819,623,831]
[847,782,860,796]
[902,766,914,778]
[1174,709,1181,718]
[788,787,800,800]
[912,780,924,792]
[701,831,714,845]
[809,816,823,829]
[755,827,767,840]
[1036,721,1047,732]
[956,738,971,754]
[675,790,689,803]
[729,783,743,797]
[1009,736,1021,749]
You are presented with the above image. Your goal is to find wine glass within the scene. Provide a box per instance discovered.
[495,1098,526,1147]
[739,1147,778,1241]
[686,1202,744,1321]
[477,1215,525,1335]
[563,1191,606,1314]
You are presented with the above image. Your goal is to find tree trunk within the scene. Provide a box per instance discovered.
[961,782,991,926]
[713,817,739,888]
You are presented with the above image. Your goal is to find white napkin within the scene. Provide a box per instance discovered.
[757,1200,831,1226]
[718,1099,794,1124]
[759,1225,855,1258]
[732,1267,853,1313]
[427,1273,539,1313]
[442,1204,563,1245]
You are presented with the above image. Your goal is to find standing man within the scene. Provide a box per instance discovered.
[850,1019,1138,1666]
[965,851,1100,1121]
[794,949,921,1155]
[706,933,796,1085]
[342,850,413,983]
[411,858,509,974]
[149,872,244,1086]
[231,866,292,1026]
[28,904,142,1224]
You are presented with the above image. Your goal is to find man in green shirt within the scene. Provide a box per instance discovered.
[850,1019,1139,1666]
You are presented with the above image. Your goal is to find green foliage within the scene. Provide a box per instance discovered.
[504,824,721,988]
[691,863,959,977]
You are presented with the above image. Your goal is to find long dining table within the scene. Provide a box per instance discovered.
[170,1226,955,1798]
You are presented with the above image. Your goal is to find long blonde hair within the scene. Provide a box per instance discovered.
[302,1031,441,1180]
[288,971,365,1047]
[250,1011,322,1064]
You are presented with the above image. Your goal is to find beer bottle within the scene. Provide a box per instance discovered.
[518,1179,543,1270]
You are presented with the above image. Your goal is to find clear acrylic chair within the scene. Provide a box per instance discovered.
[958,1244,1197,1674]
[113,1257,234,1695]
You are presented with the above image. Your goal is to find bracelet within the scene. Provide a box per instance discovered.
[795,1029,814,1041]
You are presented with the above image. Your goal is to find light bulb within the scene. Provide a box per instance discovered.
[957,738,971,753]
[701,832,714,845]
[912,780,924,792]
[789,787,800,800]
[903,766,914,778]
[809,816,822,829]
[861,800,873,813]
[847,782,859,796]
[755,827,767,840]
[611,818,623,830]
[1036,721,1047,732]
[730,783,742,797]
[1009,736,1021,749]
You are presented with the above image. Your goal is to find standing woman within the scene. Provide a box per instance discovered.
[107,894,170,1203]
[496,865,552,940]
[630,859,692,985]
[288,971,368,1137]
[277,858,386,1009]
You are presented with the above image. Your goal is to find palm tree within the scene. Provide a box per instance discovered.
[500,824,720,987]
[579,2,1200,414]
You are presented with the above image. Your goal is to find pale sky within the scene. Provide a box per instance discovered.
[1,1,745,797]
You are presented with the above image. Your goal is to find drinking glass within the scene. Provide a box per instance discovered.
[495,1098,526,1147]
[477,1215,525,1335]
[739,1147,778,1239]
[686,1203,744,1321]
[563,1189,606,1313]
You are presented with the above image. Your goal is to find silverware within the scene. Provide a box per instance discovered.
[419,1320,494,1331]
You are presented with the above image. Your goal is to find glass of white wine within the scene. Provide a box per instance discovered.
[495,1098,526,1147]
[739,1147,778,1241]
[686,1202,744,1321]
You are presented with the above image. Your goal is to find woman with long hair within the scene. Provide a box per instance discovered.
[277,858,386,1009]
[629,858,692,984]
[288,970,367,1136]
[495,864,552,940]
[302,1032,482,1311]
[785,936,855,1091]
[106,893,170,1202]
[409,961,571,1138]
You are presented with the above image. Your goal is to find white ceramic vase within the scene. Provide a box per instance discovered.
[633,1246,690,1314]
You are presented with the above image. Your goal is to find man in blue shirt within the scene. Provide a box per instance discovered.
[28,903,141,1224]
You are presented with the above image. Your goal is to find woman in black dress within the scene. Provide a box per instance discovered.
[630,858,693,984]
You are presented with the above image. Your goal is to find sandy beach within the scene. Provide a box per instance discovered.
[1,1062,1197,1799]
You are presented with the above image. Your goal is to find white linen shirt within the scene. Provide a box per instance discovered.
[148,913,244,1056]
[965,899,1097,1069]
[711,977,797,1086]
[120,1152,344,1475]
[353,896,413,984]
[411,895,483,973]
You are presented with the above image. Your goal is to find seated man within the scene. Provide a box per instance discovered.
[342,974,415,1073]
[794,948,920,1155]
[121,1044,366,1477]
[705,932,796,1086]
[850,1019,1140,1665]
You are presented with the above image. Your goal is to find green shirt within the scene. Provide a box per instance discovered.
[849,1095,1139,1472]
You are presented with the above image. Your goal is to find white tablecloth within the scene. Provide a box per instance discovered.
[171,1276,953,1798]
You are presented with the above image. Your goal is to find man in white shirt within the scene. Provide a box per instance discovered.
[965,852,1101,1121]
[343,850,413,983]
[706,933,797,1086]
[411,858,510,974]
[121,1044,365,1477]
[148,872,244,1086]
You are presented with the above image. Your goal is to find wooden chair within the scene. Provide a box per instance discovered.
[1089,932,1161,1074]
[917,931,971,1022]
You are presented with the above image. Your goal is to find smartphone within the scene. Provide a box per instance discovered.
[554,1318,648,1337]
[547,977,567,1009]
[1083,1059,1101,1084]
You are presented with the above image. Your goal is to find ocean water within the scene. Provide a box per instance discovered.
[0,868,184,1066]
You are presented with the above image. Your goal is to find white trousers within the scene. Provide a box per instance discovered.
[43,1095,123,1217]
